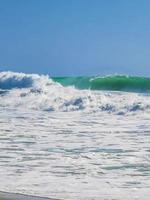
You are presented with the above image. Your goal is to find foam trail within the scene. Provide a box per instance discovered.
[0,72,150,200]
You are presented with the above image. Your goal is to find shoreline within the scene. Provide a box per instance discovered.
[0,191,60,200]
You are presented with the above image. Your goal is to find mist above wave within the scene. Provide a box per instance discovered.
[0,71,150,114]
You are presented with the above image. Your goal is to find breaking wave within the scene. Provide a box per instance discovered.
[0,71,150,114]
[0,71,53,89]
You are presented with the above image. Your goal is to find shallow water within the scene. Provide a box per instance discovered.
[0,108,150,200]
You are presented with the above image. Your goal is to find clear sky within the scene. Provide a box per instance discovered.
[0,0,150,76]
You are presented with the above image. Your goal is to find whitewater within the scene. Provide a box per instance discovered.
[0,71,150,200]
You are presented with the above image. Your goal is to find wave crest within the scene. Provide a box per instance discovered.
[0,71,150,114]
[53,75,150,92]
[0,71,54,89]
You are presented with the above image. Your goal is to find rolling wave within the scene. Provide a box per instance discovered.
[0,71,150,114]
[53,75,150,92]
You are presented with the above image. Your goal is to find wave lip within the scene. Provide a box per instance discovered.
[0,71,51,89]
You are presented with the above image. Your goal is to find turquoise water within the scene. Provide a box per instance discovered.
[52,75,150,92]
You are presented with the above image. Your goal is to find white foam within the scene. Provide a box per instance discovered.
[0,72,150,200]
[0,71,150,114]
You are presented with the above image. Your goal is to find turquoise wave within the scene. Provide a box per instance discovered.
[52,75,150,92]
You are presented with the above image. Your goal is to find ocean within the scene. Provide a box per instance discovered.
[0,71,150,200]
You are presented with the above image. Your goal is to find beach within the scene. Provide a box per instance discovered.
[0,191,58,200]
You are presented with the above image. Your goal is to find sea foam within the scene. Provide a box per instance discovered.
[0,71,150,114]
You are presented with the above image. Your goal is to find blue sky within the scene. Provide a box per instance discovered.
[0,0,150,76]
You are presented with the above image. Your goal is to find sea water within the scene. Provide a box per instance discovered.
[0,71,150,200]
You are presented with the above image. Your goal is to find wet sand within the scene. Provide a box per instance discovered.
[0,191,60,200]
